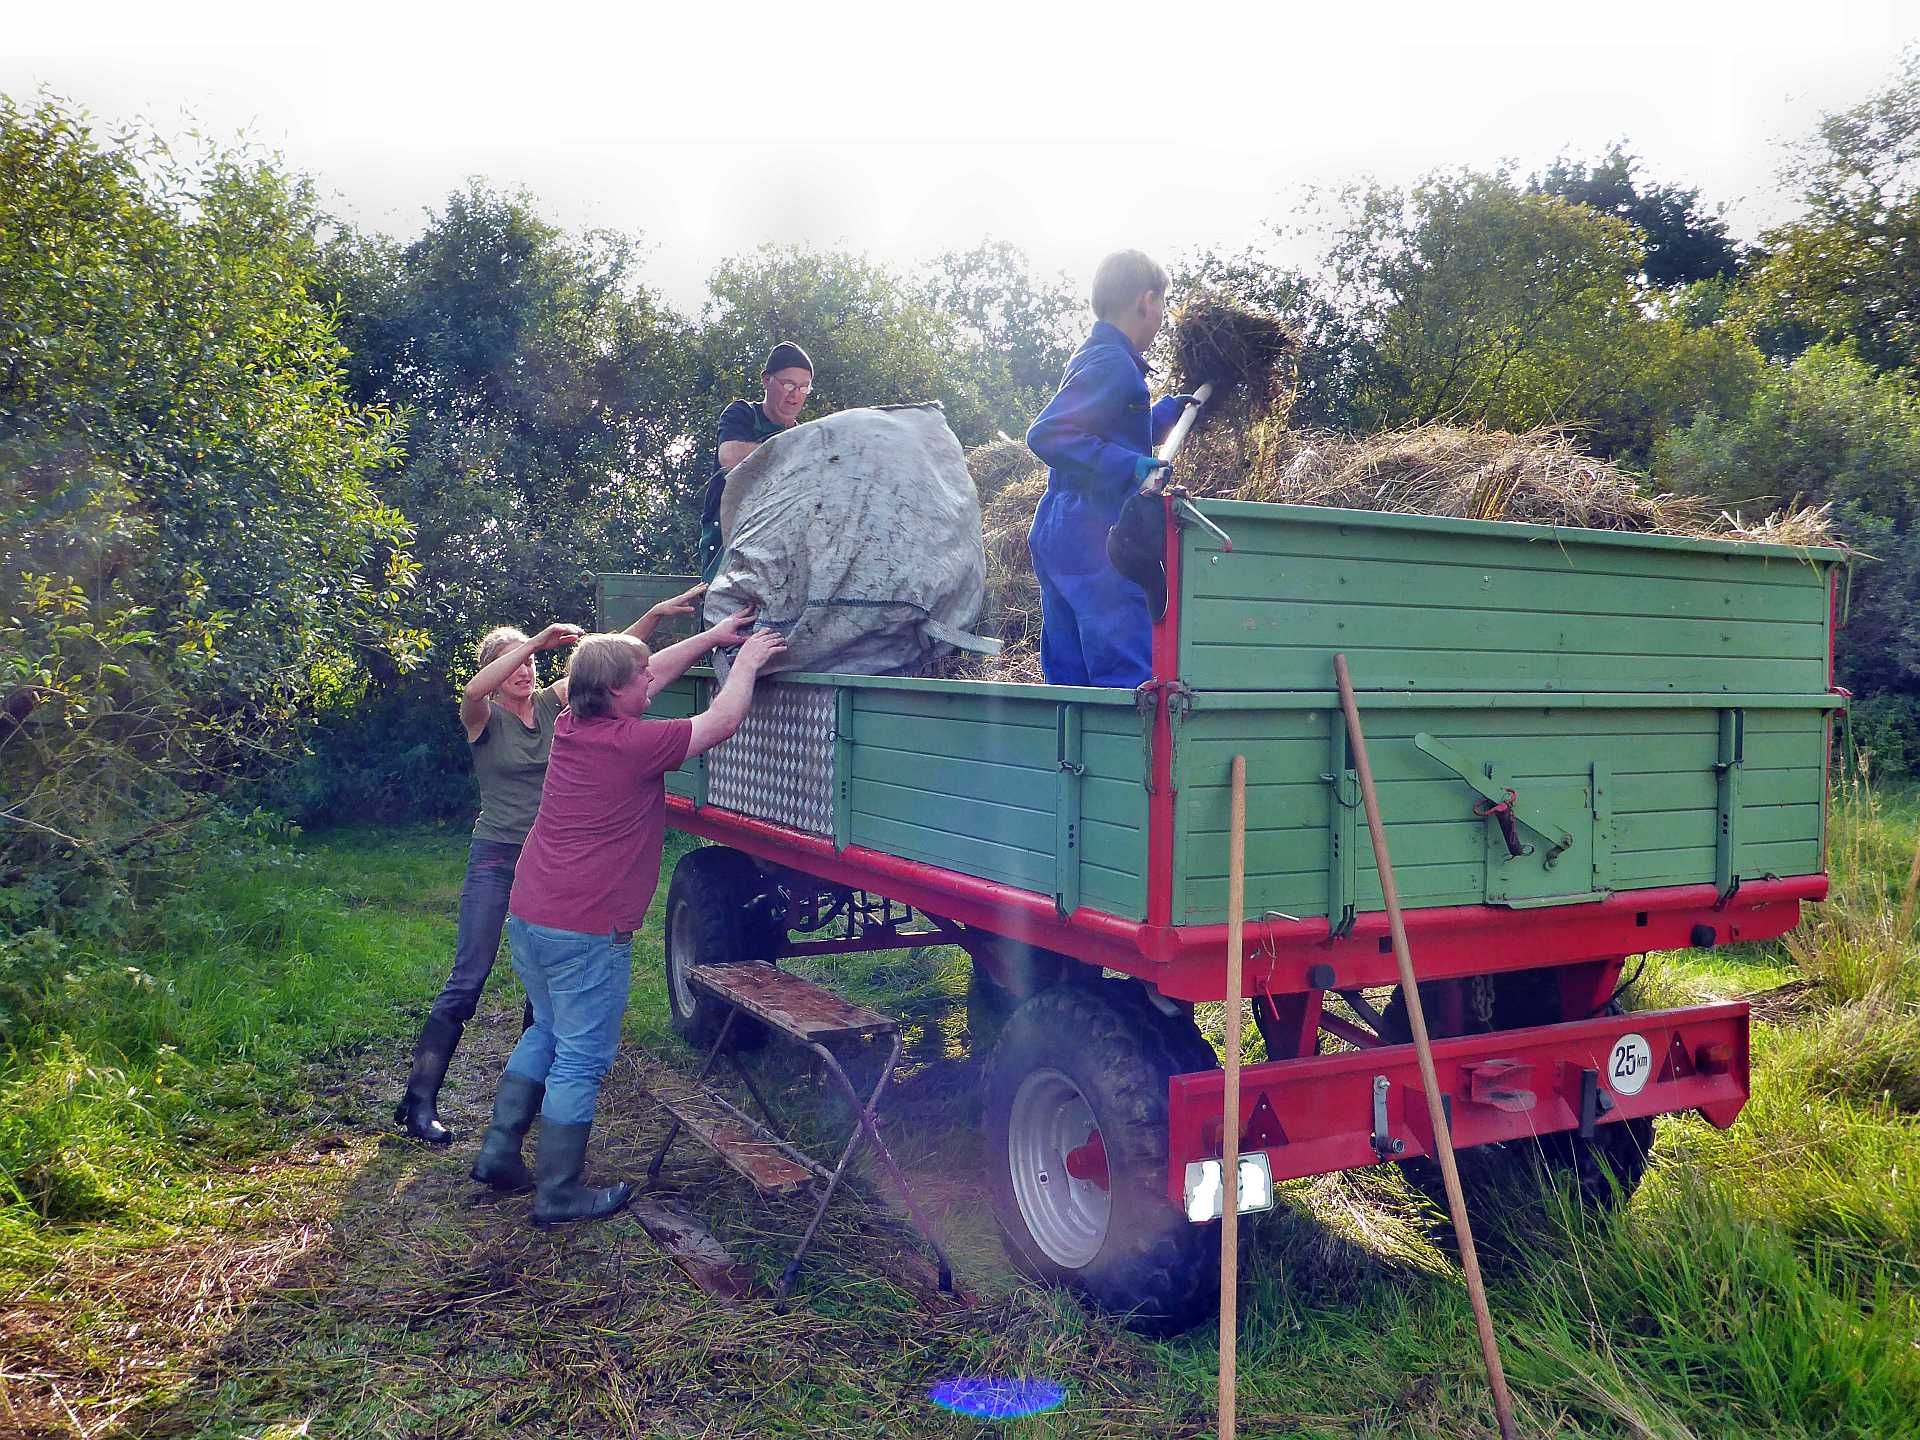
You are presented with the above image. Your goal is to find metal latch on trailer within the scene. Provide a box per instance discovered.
[1369,1076,1404,1160]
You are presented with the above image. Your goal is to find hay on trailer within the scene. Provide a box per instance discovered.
[1167,291,1300,426]
[958,421,1841,681]
[967,436,1045,507]
[953,297,1840,681]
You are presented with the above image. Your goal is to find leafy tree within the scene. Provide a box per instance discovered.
[1,99,420,909]
[698,244,1009,449]
[322,183,703,659]
[1655,345,1920,762]
[922,241,1079,427]
[1320,169,1760,459]
[282,184,703,822]
[1534,144,1742,288]
[1747,46,1920,369]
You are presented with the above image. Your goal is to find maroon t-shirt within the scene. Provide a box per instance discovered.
[508,710,693,936]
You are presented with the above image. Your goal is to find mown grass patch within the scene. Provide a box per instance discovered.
[4,798,1919,1438]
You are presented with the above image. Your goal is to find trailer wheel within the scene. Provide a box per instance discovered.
[983,982,1220,1335]
[663,847,780,1050]
[1382,979,1653,1208]
[963,939,1069,1053]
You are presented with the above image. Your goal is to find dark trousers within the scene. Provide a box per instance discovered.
[427,838,523,1030]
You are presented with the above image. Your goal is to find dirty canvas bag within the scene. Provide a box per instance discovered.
[704,403,997,677]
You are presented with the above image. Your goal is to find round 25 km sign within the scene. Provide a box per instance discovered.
[1608,1032,1654,1096]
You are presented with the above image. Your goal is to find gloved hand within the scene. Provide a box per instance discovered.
[1168,393,1202,409]
[1134,454,1170,487]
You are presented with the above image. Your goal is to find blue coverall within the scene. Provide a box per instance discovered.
[1025,320,1186,688]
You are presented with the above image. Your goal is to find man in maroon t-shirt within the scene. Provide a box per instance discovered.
[469,611,786,1225]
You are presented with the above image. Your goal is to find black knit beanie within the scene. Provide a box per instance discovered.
[762,341,813,375]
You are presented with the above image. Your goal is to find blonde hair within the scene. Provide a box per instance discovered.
[475,626,528,670]
[566,633,651,720]
[1092,249,1168,322]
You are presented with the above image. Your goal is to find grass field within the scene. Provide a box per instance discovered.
[3,785,1918,1438]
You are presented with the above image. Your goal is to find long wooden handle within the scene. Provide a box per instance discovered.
[1218,752,1246,1440]
[1333,655,1519,1440]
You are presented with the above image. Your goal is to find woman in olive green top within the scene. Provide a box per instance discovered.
[394,586,704,1144]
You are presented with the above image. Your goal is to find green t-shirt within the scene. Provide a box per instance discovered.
[470,685,565,845]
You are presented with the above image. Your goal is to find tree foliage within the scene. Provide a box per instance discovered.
[1656,345,1920,724]
[1,99,420,911]
[321,182,703,675]
[1317,169,1761,459]
[1534,144,1742,289]
[1748,46,1920,370]
[699,244,1016,448]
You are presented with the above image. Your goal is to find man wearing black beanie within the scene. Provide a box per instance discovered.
[699,342,815,577]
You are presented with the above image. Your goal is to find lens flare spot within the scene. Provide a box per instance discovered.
[927,1377,1066,1419]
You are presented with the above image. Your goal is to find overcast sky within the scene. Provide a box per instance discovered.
[7,1,1917,310]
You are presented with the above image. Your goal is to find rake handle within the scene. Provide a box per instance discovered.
[1333,654,1520,1440]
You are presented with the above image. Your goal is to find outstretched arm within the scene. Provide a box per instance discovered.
[645,608,760,697]
[686,630,788,758]
[625,582,707,644]
[460,622,583,740]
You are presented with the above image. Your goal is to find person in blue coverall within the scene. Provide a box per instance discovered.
[1025,250,1195,688]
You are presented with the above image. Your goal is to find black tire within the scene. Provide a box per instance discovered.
[1381,972,1653,1209]
[963,940,1070,1055]
[662,847,781,1050]
[982,981,1220,1335]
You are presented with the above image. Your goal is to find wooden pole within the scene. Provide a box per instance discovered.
[1218,753,1246,1440]
[1333,656,1520,1440]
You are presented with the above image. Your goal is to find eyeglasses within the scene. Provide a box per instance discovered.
[771,379,813,397]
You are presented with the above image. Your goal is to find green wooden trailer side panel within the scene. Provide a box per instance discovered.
[1172,701,1830,925]
[596,572,704,643]
[650,673,703,802]
[841,683,1149,919]
[1178,502,1837,695]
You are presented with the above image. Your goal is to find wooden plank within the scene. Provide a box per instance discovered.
[1185,548,1831,624]
[1189,499,1844,572]
[689,961,894,1041]
[1181,641,1824,696]
[641,1063,817,1195]
[630,1198,761,1303]
[848,813,1055,892]
[1184,594,1827,663]
[597,572,705,640]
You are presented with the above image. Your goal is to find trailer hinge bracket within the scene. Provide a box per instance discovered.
[1369,1075,1405,1161]
[1135,680,1194,794]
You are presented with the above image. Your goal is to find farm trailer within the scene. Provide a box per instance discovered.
[602,496,1847,1333]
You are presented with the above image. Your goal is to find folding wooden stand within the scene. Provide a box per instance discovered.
[643,961,956,1301]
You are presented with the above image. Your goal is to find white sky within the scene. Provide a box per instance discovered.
[6,1,1917,310]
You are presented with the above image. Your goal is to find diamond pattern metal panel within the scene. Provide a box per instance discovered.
[706,683,836,835]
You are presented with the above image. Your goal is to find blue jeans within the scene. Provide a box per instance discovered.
[426,839,522,1031]
[503,916,634,1125]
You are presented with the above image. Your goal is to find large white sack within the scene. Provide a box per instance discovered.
[704,403,996,677]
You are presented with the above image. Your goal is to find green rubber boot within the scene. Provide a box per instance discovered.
[468,1072,543,1194]
[531,1119,631,1226]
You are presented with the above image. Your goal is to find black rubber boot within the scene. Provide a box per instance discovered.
[530,1119,631,1227]
[393,1013,461,1144]
[469,1072,544,1193]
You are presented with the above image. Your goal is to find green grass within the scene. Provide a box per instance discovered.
[3,802,1919,1438]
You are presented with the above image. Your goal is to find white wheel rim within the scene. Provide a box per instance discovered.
[668,897,699,1020]
[1006,1068,1109,1270]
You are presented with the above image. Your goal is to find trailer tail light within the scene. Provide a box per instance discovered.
[1695,1041,1734,1075]
[1183,1153,1276,1223]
